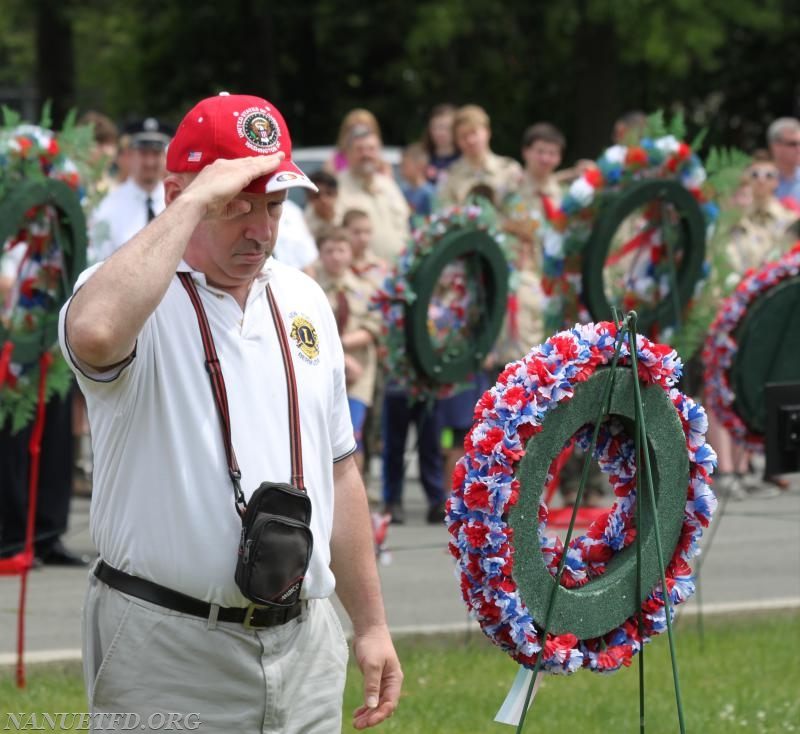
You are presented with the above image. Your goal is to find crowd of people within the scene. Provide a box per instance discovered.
[0,89,798,730]
[3,102,800,565]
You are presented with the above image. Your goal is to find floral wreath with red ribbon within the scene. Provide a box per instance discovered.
[447,321,717,673]
[0,116,92,432]
[372,202,508,401]
[541,129,719,336]
[702,242,800,452]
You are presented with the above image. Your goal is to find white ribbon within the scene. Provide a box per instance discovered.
[494,667,543,726]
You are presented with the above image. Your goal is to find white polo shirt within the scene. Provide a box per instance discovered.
[58,258,356,607]
[88,179,166,265]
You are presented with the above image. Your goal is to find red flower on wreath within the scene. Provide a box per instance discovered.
[15,137,33,156]
[625,147,648,166]
[583,167,604,189]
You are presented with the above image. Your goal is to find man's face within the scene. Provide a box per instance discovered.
[130,146,166,189]
[318,238,352,278]
[347,134,381,178]
[184,190,286,291]
[770,128,800,171]
[523,140,562,179]
[455,123,490,161]
[346,217,372,257]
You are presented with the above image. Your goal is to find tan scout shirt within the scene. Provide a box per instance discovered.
[315,267,381,406]
[351,251,389,295]
[514,174,563,218]
[435,151,523,212]
[303,200,345,240]
[337,171,410,264]
[505,174,564,272]
[727,199,798,275]
[488,268,545,371]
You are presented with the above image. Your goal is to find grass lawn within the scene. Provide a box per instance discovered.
[1,610,797,733]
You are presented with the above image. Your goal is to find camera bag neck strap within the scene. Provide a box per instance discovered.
[177,273,305,517]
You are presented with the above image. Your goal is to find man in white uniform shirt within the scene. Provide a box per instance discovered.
[272,197,318,273]
[87,118,171,264]
[60,93,401,732]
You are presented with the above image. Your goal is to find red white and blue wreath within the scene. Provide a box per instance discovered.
[447,321,717,674]
[372,202,507,401]
[0,122,91,432]
[541,134,718,335]
[702,242,800,452]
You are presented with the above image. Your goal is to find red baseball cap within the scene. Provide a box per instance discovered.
[166,92,317,194]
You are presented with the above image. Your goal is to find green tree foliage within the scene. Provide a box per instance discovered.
[0,0,796,158]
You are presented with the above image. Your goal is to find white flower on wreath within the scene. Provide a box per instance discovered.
[603,145,627,165]
[570,177,596,207]
[683,165,707,189]
[543,228,565,258]
[654,135,680,155]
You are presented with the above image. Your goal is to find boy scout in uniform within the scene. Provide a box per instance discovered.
[435,104,523,215]
[314,227,382,477]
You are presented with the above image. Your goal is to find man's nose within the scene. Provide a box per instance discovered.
[244,210,275,244]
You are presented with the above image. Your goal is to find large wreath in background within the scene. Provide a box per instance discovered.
[702,242,800,452]
[0,112,94,432]
[541,123,719,339]
[372,202,510,402]
[447,322,717,674]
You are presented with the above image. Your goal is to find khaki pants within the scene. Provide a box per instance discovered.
[83,566,348,733]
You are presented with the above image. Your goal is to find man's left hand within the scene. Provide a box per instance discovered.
[351,626,403,729]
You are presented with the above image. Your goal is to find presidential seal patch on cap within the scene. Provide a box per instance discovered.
[238,108,281,154]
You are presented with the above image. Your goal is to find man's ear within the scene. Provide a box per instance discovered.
[163,174,185,206]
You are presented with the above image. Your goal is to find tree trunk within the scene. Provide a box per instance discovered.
[35,0,75,126]
[238,0,279,102]
[571,14,620,159]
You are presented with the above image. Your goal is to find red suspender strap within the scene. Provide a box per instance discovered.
[177,273,245,509]
[177,273,305,506]
[266,285,305,490]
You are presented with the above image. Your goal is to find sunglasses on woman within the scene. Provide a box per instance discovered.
[749,168,778,180]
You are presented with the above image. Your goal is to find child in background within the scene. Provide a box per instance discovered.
[436,104,522,214]
[304,169,342,239]
[313,227,381,476]
[517,123,565,216]
[504,123,567,273]
[399,143,436,224]
[422,104,460,185]
[343,208,389,290]
[342,208,390,486]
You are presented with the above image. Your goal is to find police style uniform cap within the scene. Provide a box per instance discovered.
[127,117,173,151]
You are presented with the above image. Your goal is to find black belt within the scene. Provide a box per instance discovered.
[94,560,305,630]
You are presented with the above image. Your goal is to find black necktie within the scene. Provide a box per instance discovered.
[146,196,156,222]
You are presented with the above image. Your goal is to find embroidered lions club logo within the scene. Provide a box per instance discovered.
[289,314,320,363]
[238,107,281,154]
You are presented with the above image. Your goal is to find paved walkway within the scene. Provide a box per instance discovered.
[1,468,799,665]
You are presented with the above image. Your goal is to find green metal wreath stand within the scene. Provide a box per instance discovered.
[404,228,509,385]
[581,179,707,337]
[513,311,688,734]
